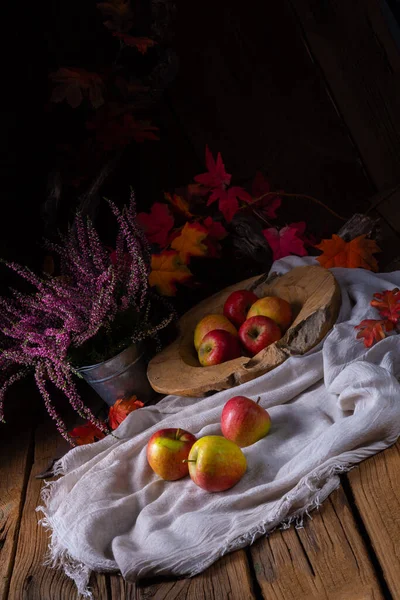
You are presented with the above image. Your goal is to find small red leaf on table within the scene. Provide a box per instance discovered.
[69,422,106,446]
[315,234,380,271]
[355,319,394,348]
[263,223,308,261]
[370,288,400,324]
[208,186,252,222]
[203,217,228,240]
[149,250,192,296]
[137,203,174,247]
[109,396,144,430]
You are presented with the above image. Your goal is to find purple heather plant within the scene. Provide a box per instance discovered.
[0,193,174,443]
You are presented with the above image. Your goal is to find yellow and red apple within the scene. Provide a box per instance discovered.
[194,314,238,351]
[221,396,271,447]
[187,435,247,492]
[223,289,258,327]
[238,315,281,355]
[198,330,242,366]
[247,296,292,332]
[147,428,197,480]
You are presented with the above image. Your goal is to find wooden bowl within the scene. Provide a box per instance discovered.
[147,265,341,397]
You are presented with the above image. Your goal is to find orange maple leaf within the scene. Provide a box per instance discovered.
[170,223,208,262]
[370,288,400,323]
[50,68,104,109]
[164,192,193,218]
[69,422,106,445]
[355,319,394,348]
[109,396,144,430]
[315,234,380,271]
[149,250,192,296]
[112,33,157,54]
[97,0,133,32]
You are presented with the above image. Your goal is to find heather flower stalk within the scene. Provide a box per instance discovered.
[0,193,174,443]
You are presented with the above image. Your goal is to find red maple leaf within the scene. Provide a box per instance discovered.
[69,422,106,445]
[137,203,174,247]
[355,319,394,348]
[263,223,308,261]
[251,172,281,219]
[112,33,156,54]
[208,186,252,222]
[370,288,400,324]
[194,146,231,190]
[109,396,144,430]
[203,217,228,240]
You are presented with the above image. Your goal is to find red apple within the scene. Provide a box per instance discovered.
[194,314,238,351]
[187,435,246,492]
[198,330,242,366]
[239,315,281,356]
[247,296,292,332]
[147,428,197,481]
[221,396,271,447]
[223,289,259,327]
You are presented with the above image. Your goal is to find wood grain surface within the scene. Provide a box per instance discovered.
[347,443,400,599]
[148,266,341,396]
[250,486,385,600]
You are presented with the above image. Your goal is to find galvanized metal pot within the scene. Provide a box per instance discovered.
[77,344,155,407]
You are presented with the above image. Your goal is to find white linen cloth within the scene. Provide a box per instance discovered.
[38,257,400,597]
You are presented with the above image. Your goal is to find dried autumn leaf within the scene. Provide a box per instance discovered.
[164,192,193,218]
[112,32,157,54]
[203,217,227,240]
[87,108,159,149]
[316,234,380,271]
[149,250,192,296]
[355,319,394,348]
[69,422,106,445]
[109,396,144,430]
[263,223,308,261]
[251,171,281,219]
[97,0,133,32]
[171,222,208,262]
[208,186,252,223]
[50,68,104,109]
[370,288,400,323]
[137,203,174,247]
[194,146,231,189]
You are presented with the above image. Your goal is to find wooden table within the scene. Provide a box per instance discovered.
[1,402,399,600]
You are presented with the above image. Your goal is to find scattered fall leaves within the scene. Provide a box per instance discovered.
[149,250,192,296]
[137,203,174,247]
[109,396,144,430]
[316,234,380,271]
[263,223,307,261]
[170,223,208,262]
[370,288,400,324]
[355,319,394,348]
[50,68,104,109]
[69,422,106,445]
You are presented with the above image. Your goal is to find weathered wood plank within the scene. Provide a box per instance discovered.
[0,422,33,600]
[135,551,255,600]
[7,422,84,600]
[250,486,384,599]
[289,0,400,233]
[347,442,400,599]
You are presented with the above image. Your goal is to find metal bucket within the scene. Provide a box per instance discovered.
[77,344,155,407]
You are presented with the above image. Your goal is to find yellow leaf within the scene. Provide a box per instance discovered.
[170,223,208,262]
[316,234,380,271]
[149,251,192,296]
